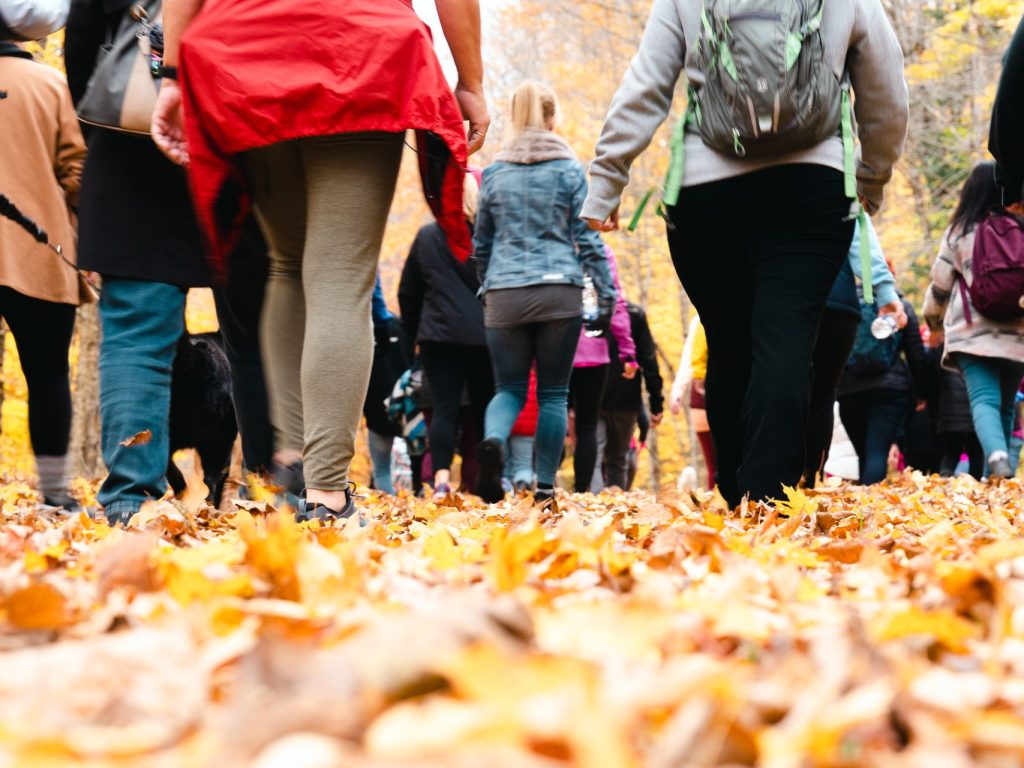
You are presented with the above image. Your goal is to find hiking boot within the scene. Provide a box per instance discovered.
[296,484,364,525]
[989,457,1014,480]
[475,438,506,504]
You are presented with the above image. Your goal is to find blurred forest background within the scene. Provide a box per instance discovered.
[2,1,1023,491]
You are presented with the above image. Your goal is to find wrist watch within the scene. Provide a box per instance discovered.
[157,65,178,81]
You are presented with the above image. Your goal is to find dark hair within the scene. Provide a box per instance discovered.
[949,162,1004,241]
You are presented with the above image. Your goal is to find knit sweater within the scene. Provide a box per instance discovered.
[581,0,909,222]
[922,224,1024,370]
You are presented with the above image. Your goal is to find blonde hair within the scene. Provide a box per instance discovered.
[463,171,480,224]
[510,81,559,136]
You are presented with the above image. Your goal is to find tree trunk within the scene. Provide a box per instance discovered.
[69,303,103,478]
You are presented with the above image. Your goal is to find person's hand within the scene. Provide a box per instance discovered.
[692,378,706,397]
[915,399,928,413]
[928,329,945,349]
[650,411,663,427]
[669,389,684,415]
[1008,202,1024,216]
[585,206,619,232]
[622,361,639,380]
[455,81,489,155]
[877,299,907,330]
[151,80,189,166]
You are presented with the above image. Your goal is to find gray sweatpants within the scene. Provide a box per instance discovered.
[244,132,404,489]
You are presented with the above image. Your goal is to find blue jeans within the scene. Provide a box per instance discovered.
[504,435,535,487]
[484,316,582,486]
[98,278,186,521]
[955,354,1024,461]
[368,429,395,494]
[838,389,911,485]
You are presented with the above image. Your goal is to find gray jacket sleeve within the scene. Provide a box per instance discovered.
[847,0,910,214]
[581,0,686,222]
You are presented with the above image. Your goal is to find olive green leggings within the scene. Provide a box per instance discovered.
[244,132,404,489]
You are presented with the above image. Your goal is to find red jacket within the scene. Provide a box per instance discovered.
[511,369,538,437]
[179,0,471,280]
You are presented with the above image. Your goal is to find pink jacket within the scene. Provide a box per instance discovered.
[574,246,636,367]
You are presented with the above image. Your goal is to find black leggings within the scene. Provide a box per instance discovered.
[570,364,609,492]
[0,287,76,456]
[420,342,494,476]
[213,220,274,472]
[804,308,861,483]
[669,165,853,507]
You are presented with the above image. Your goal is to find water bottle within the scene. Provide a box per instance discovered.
[870,315,899,340]
[582,275,602,337]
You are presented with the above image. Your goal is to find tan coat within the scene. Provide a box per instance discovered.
[922,225,1024,370]
[0,50,86,305]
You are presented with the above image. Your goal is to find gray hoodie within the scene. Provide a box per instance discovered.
[581,0,910,221]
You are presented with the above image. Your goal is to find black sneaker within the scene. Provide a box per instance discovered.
[296,484,362,525]
[533,486,556,507]
[41,494,81,514]
[475,438,507,504]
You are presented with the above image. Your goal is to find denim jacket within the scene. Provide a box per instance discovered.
[473,130,615,303]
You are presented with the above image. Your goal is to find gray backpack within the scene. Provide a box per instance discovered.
[690,0,840,159]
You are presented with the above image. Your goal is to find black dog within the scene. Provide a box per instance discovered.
[167,332,238,506]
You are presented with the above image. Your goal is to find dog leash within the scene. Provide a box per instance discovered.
[0,192,100,300]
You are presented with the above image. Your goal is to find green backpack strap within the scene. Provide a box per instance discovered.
[841,83,874,305]
[662,86,700,209]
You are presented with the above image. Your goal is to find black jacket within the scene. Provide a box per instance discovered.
[398,223,486,347]
[991,16,1024,205]
[838,298,929,399]
[65,0,211,287]
[603,304,664,415]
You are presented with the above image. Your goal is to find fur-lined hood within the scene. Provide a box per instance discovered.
[495,128,577,164]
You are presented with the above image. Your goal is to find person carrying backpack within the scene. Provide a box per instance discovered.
[0,31,86,510]
[804,217,904,485]
[583,0,909,507]
[837,290,927,485]
[922,163,1024,479]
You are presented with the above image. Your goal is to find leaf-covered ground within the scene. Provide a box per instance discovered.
[0,475,1024,767]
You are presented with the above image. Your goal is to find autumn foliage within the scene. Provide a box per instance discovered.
[0,473,1020,765]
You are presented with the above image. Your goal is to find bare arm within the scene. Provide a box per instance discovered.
[161,0,205,68]
[150,0,205,164]
[435,0,489,154]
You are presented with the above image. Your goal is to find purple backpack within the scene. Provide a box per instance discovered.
[962,214,1024,323]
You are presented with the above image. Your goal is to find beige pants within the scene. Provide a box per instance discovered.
[244,132,404,489]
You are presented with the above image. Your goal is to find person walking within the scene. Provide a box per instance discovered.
[671,317,715,490]
[0,36,87,510]
[570,246,636,493]
[399,170,493,496]
[922,163,1024,479]
[598,302,664,490]
[582,0,909,507]
[837,292,928,485]
[365,276,412,495]
[152,0,488,520]
[991,15,1024,209]
[473,81,616,504]
[804,217,905,484]
[66,0,215,524]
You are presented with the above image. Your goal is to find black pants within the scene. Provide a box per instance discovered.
[804,308,860,483]
[570,364,609,492]
[420,342,493,475]
[0,287,76,456]
[939,432,984,479]
[213,222,274,473]
[602,409,638,489]
[669,165,854,507]
[838,389,912,485]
